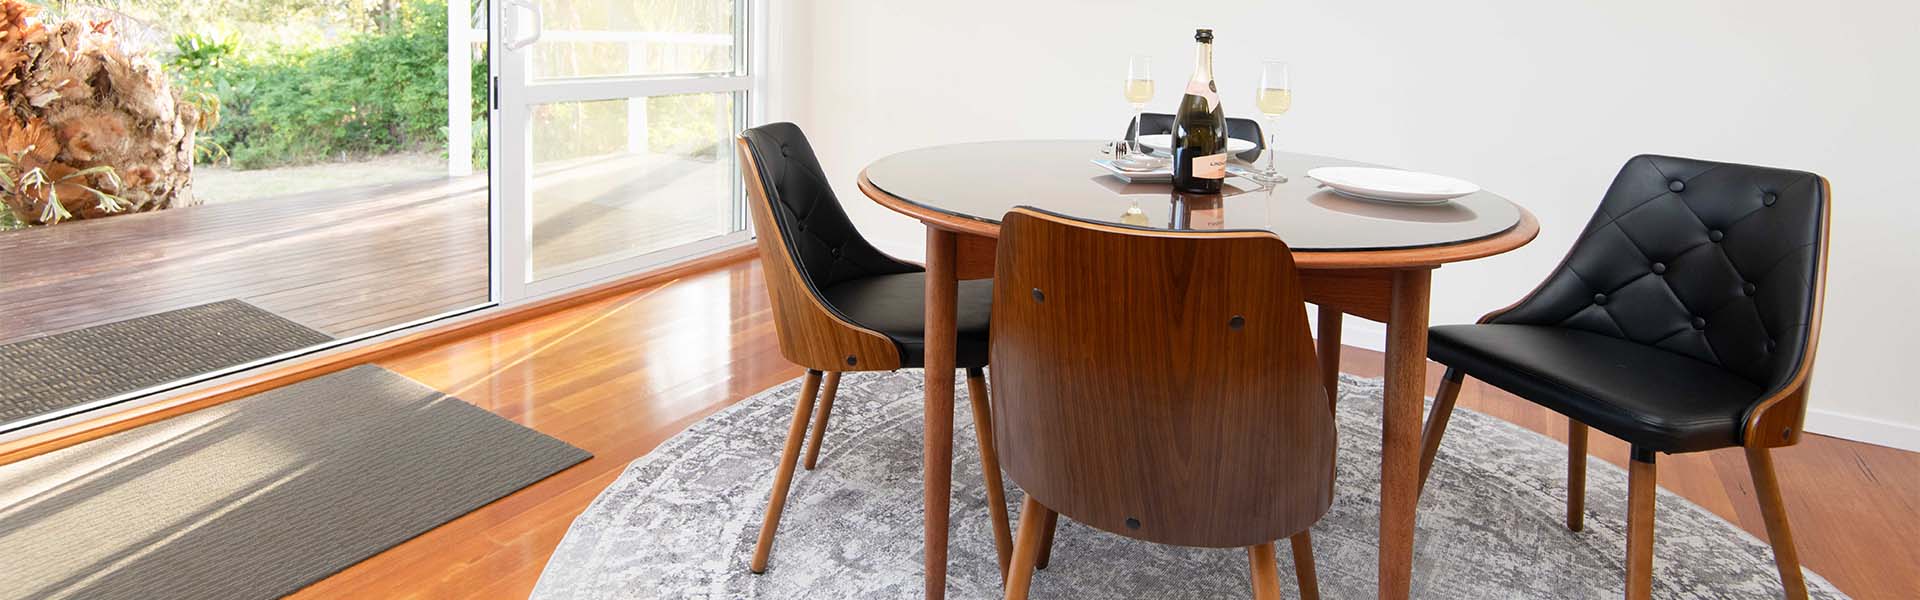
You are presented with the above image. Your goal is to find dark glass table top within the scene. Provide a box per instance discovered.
[863,140,1525,252]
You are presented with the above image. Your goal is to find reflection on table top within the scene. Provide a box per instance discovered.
[863,140,1525,253]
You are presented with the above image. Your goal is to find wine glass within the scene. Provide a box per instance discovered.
[1123,55,1154,157]
[1253,61,1292,183]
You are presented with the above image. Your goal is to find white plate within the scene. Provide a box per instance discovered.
[1092,159,1263,183]
[1306,166,1480,204]
[1111,155,1168,171]
[1136,134,1257,154]
[1090,158,1170,182]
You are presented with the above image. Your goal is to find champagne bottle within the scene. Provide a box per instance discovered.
[1172,29,1228,194]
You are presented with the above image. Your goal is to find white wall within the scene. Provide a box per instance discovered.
[776,0,1920,450]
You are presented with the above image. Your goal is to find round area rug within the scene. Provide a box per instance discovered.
[532,372,1845,599]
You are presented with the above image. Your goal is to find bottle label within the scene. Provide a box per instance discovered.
[1192,152,1229,180]
[1185,79,1219,112]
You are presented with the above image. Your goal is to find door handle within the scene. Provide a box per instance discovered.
[503,0,544,51]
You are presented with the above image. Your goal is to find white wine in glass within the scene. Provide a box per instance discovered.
[1124,55,1153,156]
[1256,88,1293,115]
[1254,61,1291,182]
[1123,79,1155,104]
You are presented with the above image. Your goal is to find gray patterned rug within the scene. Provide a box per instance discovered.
[534,371,1844,599]
[0,365,590,600]
[0,300,333,426]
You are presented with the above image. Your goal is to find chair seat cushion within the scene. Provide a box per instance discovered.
[821,273,991,369]
[1429,324,1763,453]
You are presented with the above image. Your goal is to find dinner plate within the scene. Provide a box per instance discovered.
[1090,159,1261,183]
[1111,155,1169,171]
[1090,159,1171,182]
[1136,134,1258,154]
[1306,166,1480,205]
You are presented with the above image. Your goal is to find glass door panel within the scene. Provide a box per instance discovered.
[494,0,752,300]
[529,92,741,281]
[530,0,739,80]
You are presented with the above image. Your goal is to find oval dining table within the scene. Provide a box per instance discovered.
[857,140,1539,599]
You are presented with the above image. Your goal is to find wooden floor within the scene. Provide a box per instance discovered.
[297,257,1918,599]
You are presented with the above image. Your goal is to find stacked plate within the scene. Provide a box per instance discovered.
[1090,157,1261,183]
[1135,134,1259,155]
[1090,155,1173,182]
[1307,167,1479,205]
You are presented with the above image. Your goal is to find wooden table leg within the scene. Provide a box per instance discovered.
[1317,305,1343,410]
[923,227,959,600]
[1378,268,1431,599]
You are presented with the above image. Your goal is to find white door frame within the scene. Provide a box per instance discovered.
[490,0,762,302]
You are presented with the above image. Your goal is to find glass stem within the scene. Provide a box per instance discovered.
[1265,120,1278,174]
[1131,107,1145,156]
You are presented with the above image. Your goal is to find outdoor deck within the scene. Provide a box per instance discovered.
[0,177,490,345]
[0,153,734,346]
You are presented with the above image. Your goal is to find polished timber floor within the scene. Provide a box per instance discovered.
[291,258,1918,599]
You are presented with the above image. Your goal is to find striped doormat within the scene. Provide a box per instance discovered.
[0,300,334,426]
[0,364,590,599]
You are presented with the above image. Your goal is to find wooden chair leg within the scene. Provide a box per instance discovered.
[1746,447,1810,600]
[1417,367,1465,491]
[1317,305,1343,412]
[966,368,1014,578]
[802,371,842,470]
[1567,420,1589,532]
[1005,497,1053,600]
[1290,531,1321,600]
[751,370,823,573]
[1034,510,1059,569]
[1625,448,1657,600]
[1248,542,1282,600]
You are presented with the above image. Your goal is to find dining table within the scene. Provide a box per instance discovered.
[857,140,1539,599]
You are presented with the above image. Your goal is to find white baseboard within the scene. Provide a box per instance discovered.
[1319,315,1385,352]
[1804,409,1920,453]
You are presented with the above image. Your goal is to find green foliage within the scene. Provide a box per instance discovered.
[468,117,489,170]
[183,0,486,169]
[153,0,726,171]
[168,32,238,73]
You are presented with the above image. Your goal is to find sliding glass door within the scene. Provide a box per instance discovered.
[0,0,493,432]
[492,0,754,300]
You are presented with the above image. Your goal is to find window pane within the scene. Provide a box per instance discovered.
[531,0,738,80]
[529,92,741,281]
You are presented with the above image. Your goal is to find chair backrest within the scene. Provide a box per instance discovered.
[1127,112,1265,162]
[737,123,915,371]
[988,207,1335,549]
[1490,155,1829,400]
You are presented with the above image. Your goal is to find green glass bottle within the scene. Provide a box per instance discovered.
[1172,29,1227,194]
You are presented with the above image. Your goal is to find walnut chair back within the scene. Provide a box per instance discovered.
[988,207,1335,548]
[737,123,914,372]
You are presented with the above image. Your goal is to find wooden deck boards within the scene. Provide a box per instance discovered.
[0,177,492,345]
[0,151,737,346]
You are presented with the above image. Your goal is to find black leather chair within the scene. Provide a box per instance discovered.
[1418,155,1829,600]
[1124,112,1265,163]
[736,123,1013,576]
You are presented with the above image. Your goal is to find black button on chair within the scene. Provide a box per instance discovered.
[1417,155,1829,599]
[736,122,1013,576]
[1124,112,1266,163]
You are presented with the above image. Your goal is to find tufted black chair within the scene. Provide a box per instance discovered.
[736,122,1013,576]
[1417,155,1829,600]
[1125,112,1266,163]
